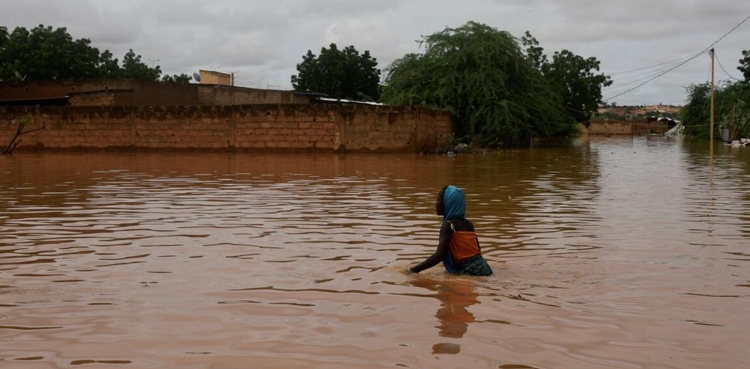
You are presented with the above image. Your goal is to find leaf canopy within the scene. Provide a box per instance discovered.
[291,43,381,101]
[381,22,577,147]
[0,25,163,82]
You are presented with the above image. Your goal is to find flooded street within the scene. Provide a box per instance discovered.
[1,136,749,369]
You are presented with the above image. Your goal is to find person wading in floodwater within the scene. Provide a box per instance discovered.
[409,185,493,276]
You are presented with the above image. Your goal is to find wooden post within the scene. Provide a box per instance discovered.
[710,48,715,152]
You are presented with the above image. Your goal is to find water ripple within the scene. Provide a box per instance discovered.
[1,143,748,368]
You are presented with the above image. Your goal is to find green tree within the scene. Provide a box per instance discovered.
[381,22,572,147]
[161,73,192,84]
[0,25,102,80]
[98,50,121,79]
[522,31,612,125]
[680,83,710,138]
[0,25,166,81]
[683,48,750,140]
[544,50,613,124]
[0,26,7,49]
[739,49,750,81]
[291,43,381,101]
[521,31,548,71]
[682,81,750,139]
[120,49,161,81]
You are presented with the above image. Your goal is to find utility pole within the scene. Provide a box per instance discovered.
[710,48,715,153]
[729,101,742,141]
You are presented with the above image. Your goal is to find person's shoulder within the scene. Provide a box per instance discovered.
[448,217,475,231]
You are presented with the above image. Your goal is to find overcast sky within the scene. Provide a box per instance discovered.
[2,0,749,105]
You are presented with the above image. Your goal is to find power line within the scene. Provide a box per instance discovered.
[605,58,698,93]
[714,50,742,81]
[607,54,695,77]
[603,14,750,102]
[604,62,691,92]
[606,60,689,85]
[603,50,709,101]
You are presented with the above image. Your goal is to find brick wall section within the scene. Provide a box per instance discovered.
[582,120,633,135]
[632,120,668,135]
[580,120,669,136]
[335,105,452,152]
[0,105,452,153]
[1,80,313,106]
[68,89,134,107]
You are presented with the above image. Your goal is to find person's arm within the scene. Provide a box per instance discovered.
[409,222,453,273]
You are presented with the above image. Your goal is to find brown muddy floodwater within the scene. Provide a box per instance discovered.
[1,136,749,369]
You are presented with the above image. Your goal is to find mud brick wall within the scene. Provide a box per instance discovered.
[68,90,134,107]
[583,120,634,135]
[336,105,453,152]
[632,120,668,135]
[0,80,313,107]
[581,120,669,136]
[0,105,452,153]
[68,93,115,107]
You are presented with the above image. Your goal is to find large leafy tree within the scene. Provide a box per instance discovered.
[381,21,572,147]
[682,49,750,139]
[739,49,750,82]
[291,43,381,101]
[0,25,163,81]
[120,49,162,81]
[521,31,548,71]
[98,50,122,79]
[522,32,612,125]
[0,26,7,49]
[0,25,101,80]
[682,80,750,139]
[681,83,712,138]
[161,73,192,84]
[544,50,612,124]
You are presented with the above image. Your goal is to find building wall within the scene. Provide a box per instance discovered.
[581,120,669,136]
[633,120,668,135]
[68,90,134,107]
[199,71,232,86]
[0,105,452,153]
[0,80,312,107]
[0,80,136,100]
[203,86,311,105]
[582,120,633,135]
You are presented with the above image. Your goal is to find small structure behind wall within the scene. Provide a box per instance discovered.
[199,70,233,86]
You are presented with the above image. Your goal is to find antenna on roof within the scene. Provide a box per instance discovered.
[14,71,26,81]
[193,73,201,83]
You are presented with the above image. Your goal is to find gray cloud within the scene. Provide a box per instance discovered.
[2,0,748,104]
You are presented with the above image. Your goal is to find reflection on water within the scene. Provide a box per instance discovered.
[1,136,749,368]
[408,278,479,355]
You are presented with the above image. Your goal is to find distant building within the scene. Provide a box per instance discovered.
[199,70,232,86]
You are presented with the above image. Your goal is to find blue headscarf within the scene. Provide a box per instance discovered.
[441,185,465,274]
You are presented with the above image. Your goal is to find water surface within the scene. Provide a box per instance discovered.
[1,137,749,368]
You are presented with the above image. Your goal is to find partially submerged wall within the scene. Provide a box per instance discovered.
[583,120,634,135]
[581,120,669,136]
[632,120,668,135]
[0,104,452,153]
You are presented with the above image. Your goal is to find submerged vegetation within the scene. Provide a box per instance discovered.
[682,49,750,139]
[682,81,750,139]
